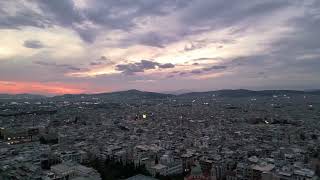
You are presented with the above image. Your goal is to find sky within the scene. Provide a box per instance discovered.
[0,0,320,95]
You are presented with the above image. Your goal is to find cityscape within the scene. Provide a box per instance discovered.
[1,0,320,179]
[0,89,319,179]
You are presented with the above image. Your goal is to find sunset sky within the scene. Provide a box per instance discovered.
[0,0,320,95]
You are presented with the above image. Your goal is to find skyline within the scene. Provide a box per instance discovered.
[1,0,320,95]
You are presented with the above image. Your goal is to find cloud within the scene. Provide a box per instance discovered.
[0,0,295,46]
[184,42,205,51]
[0,1,51,29]
[116,61,155,75]
[89,56,114,66]
[167,64,228,77]
[137,32,169,48]
[100,56,107,61]
[36,0,84,26]
[23,40,45,49]
[158,63,175,68]
[90,62,103,66]
[188,65,227,74]
[190,69,202,74]
[192,57,223,62]
[31,0,190,43]
[202,65,227,71]
[33,61,86,71]
[180,1,291,33]
[116,60,175,75]
[166,74,175,78]
[74,27,98,43]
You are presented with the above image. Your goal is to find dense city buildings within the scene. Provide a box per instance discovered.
[0,90,319,179]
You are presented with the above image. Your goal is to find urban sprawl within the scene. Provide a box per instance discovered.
[0,90,319,180]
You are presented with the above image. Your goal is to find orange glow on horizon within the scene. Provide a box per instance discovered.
[0,81,87,95]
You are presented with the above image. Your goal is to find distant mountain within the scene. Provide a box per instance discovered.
[98,89,173,99]
[4,89,319,101]
[0,93,47,99]
[179,89,254,97]
[53,89,320,101]
[53,89,173,101]
[162,89,195,95]
[305,89,320,95]
[178,89,318,98]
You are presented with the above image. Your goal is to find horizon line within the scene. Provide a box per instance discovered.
[1,88,320,97]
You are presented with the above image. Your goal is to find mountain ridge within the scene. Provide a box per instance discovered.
[1,89,320,100]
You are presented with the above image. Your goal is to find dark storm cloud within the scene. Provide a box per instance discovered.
[116,60,175,75]
[23,40,45,49]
